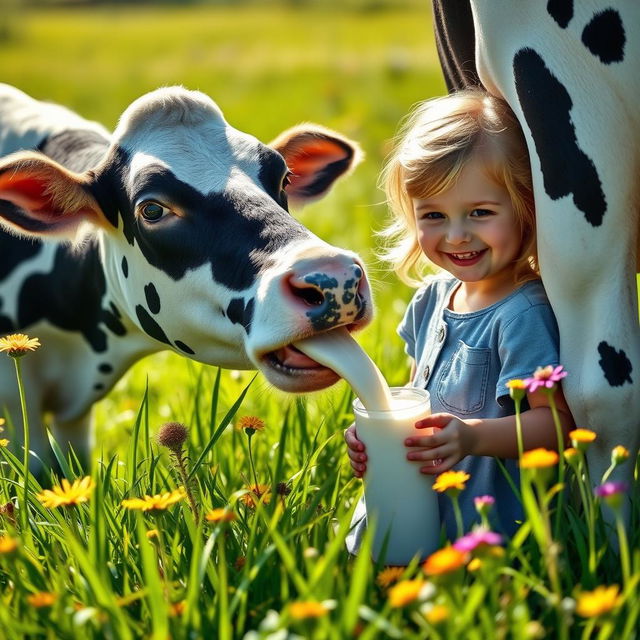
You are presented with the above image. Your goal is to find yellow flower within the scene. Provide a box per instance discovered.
[0,439,8,447]
[0,333,41,357]
[423,546,468,576]
[570,429,597,452]
[388,579,425,607]
[169,600,186,617]
[27,591,57,608]
[376,566,406,588]
[519,448,559,469]
[237,415,265,433]
[433,470,470,493]
[576,585,622,618]
[121,487,186,512]
[424,604,449,625]
[146,529,159,540]
[0,535,19,554]
[611,445,629,465]
[506,379,527,390]
[36,476,95,508]
[563,447,581,464]
[289,600,329,620]
[0,417,5,430]
[205,508,236,523]
[239,484,271,508]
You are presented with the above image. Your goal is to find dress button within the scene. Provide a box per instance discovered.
[423,365,430,381]
[437,326,446,343]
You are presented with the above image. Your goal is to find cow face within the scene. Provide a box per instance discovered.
[0,87,372,392]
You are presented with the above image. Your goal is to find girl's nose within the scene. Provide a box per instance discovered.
[446,223,471,245]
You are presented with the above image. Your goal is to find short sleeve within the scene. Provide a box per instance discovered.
[496,302,560,403]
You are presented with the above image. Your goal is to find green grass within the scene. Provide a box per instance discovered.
[1,5,639,639]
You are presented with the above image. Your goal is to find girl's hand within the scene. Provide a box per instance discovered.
[344,423,368,478]
[404,413,477,475]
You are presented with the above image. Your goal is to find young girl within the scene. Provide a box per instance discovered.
[345,90,575,543]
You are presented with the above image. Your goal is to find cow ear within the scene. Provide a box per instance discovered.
[0,152,104,239]
[270,125,363,205]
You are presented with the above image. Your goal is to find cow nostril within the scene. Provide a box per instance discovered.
[290,284,325,307]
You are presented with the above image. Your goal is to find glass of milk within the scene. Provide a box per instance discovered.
[353,387,440,565]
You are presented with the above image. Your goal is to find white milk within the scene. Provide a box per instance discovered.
[294,328,392,411]
[295,329,440,565]
[353,388,439,565]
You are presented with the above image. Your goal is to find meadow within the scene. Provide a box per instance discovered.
[0,4,638,639]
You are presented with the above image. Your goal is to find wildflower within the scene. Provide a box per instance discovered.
[523,365,567,394]
[576,585,621,618]
[237,415,265,436]
[594,482,628,510]
[121,487,186,512]
[27,591,57,608]
[433,470,470,494]
[0,417,4,430]
[205,508,236,523]
[611,445,629,465]
[569,428,596,452]
[453,528,503,552]
[239,484,271,508]
[169,600,186,617]
[519,448,559,469]
[157,422,188,453]
[467,557,483,572]
[234,556,246,570]
[388,579,426,607]
[146,529,159,540]
[423,546,468,576]
[289,600,329,620]
[506,378,527,401]
[0,535,18,554]
[0,439,8,447]
[474,495,495,515]
[36,476,95,508]
[563,447,581,464]
[424,603,449,625]
[0,333,41,358]
[303,547,319,559]
[376,566,406,588]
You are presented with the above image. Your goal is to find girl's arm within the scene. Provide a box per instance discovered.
[405,385,575,474]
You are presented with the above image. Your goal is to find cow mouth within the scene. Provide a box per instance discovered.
[262,344,339,391]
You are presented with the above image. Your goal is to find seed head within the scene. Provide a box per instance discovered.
[157,422,188,452]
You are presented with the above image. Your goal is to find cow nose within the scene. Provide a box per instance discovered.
[286,260,368,331]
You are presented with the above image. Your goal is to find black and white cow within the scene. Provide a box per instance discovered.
[0,84,372,463]
[431,1,640,486]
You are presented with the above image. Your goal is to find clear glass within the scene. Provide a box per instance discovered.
[352,387,440,564]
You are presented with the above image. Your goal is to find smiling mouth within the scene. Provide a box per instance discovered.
[446,249,486,264]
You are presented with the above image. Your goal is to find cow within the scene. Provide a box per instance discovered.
[431,1,640,488]
[0,84,372,466]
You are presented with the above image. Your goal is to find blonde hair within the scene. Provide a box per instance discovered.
[379,89,537,287]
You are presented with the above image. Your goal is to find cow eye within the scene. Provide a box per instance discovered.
[138,201,169,222]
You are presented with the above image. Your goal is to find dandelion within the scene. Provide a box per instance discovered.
[423,546,468,577]
[576,585,621,618]
[0,535,18,554]
[205,508,236,523]
[519,448,559,469]
[388,579,426,607]
[288,600,329,620]
[146,529,159,540]
[239,484,271,508]
[27,592,57,608]
[121,487,186,512]
[0,333,41,357]
[36,476,95,509]
[453,528,503,553]
[563,447,581,464]
[376,566,406,588]
[424,604,449,625]
[237,415,265,436]
[0,417,4,430]
[433,470,470,493]
[523,365,567,393]
[569,428,596,452]
[0,439,8,447]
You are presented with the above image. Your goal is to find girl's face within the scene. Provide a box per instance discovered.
[412,152,521,295]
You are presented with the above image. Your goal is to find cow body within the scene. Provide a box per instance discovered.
[431,1,640,484]
[0,84,372,462]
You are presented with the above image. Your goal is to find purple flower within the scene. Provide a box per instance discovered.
[594,482,628,498]
[474,495,495,508]
[453,528,503,552]
[523,365,568,393]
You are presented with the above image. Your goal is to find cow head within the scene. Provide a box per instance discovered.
[0,87,372,392]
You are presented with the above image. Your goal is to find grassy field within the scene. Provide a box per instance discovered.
[0,5,638,640]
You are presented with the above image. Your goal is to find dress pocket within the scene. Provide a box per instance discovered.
[436,340,491,415]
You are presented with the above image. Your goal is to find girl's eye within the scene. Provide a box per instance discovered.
[139,201,170,222]
[470,208,494,217]
[420,211,445,221]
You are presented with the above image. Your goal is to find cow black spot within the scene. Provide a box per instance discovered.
[0,235,42,281]
[98,363,113,374]
[94,383,105,392]
[102,307,126,336]
[307,291,341,331]
[121,256,129,278]
[144,283,161,314]
[582,9,625,64]
[226,297,255,333]
[598,341,633,386]
[109,302,122,319]
[175,340,195,354]
[547,0,573,28]
[513,48,606,227]
[135,305,171,346]
[304,273,338,291]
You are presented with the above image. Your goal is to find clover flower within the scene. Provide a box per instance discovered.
[0,333,41,358]
[121,488,186,512]
[453,528,503,553]
[36,476,95,509]
[594,481,628,510]
[576,585,621,618]
[523,365,567,393]
[423,546,468,576]
[388,579,427,607]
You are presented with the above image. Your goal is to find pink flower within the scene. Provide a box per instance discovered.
[523,365,567,393]
[474,495,495,508]
[453,528,503,552]
[594,482,628,498]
